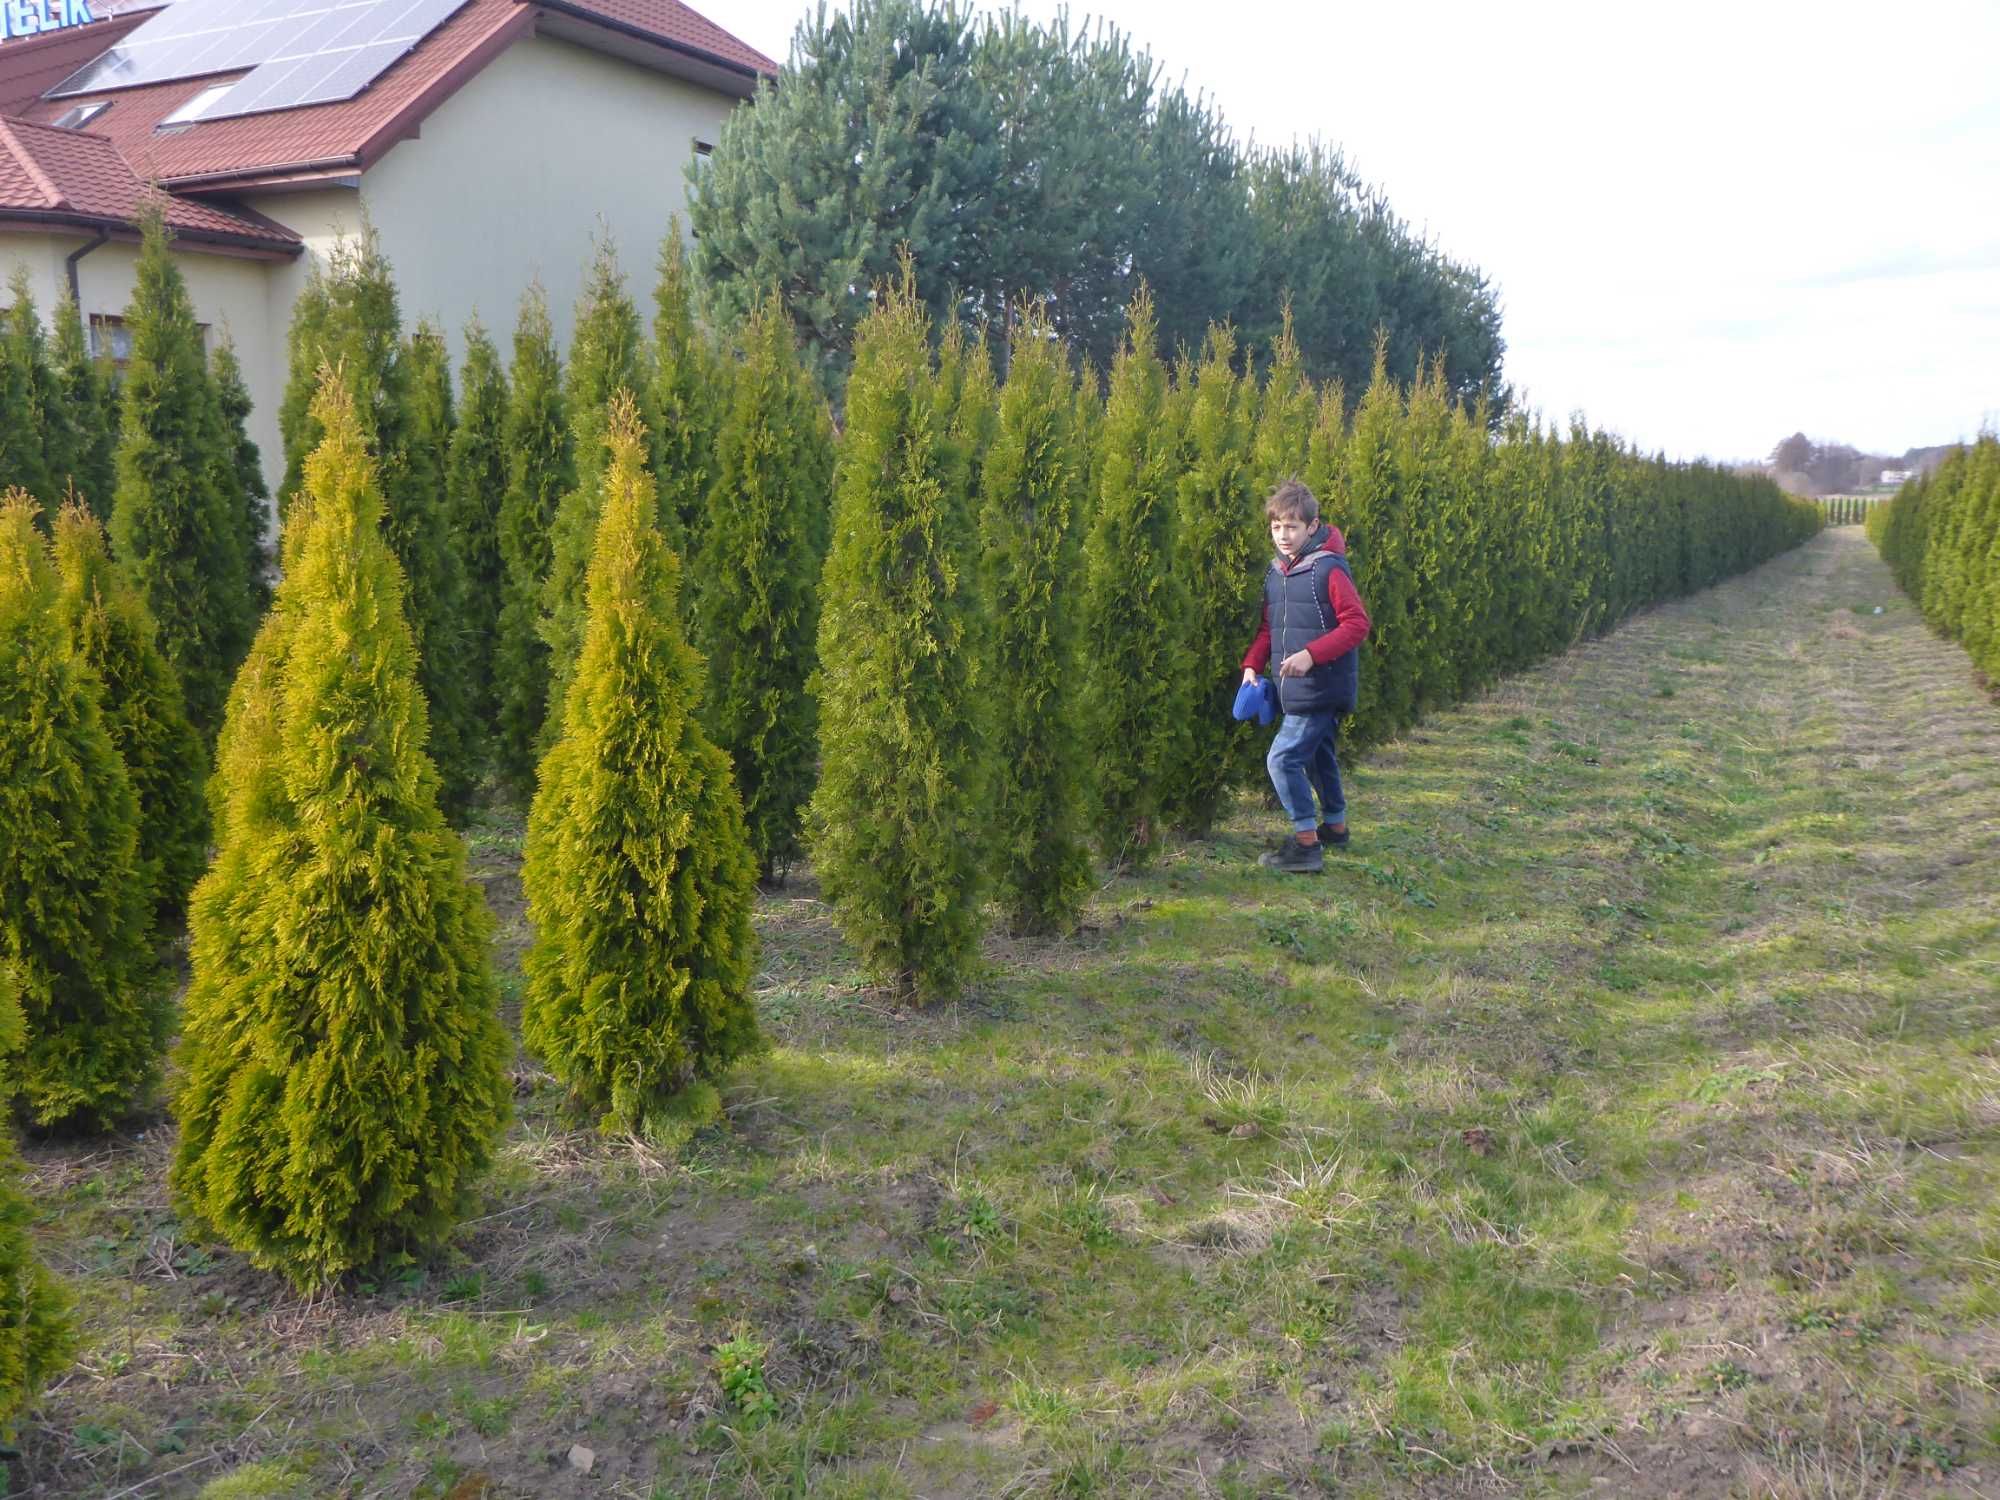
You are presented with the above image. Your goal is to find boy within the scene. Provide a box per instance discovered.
[1240,479,1371,873]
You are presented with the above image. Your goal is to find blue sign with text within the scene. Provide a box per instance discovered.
[2,0,97,43]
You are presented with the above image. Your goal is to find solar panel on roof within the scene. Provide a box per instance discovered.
[48,0,467,122]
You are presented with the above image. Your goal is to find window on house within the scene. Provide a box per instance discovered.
[159,82,233,129]
[52,101,110,129]
[90,313,209,372]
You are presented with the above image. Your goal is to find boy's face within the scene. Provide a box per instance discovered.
[1269,511,1314,558]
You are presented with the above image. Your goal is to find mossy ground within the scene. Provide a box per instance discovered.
[18,528,2000,1497]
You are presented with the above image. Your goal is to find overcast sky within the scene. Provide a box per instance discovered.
[716,0,2000,463]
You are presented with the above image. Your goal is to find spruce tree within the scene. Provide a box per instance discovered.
[493,285,571,792]
[979,307,1091,934]
[110,211,255,740]
[540,238,651,751]
[403,319,476,815]
[1077,286,1188,864]
[209,331,272,618]
[808,267,987,1000]
[0,495,164,1130]
[650,218,723,551]
[49,504,209,931]
[171,377,511,1292]
[1167,323,1260,837]
[522,395,759,1132]
[52,291,116,522]
[0,965,74,1435]
[446,317,510,733]
[1,271,67,523]
[691,295,832,879]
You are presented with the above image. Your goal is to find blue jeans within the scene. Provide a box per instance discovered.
[1266,712,1346,833]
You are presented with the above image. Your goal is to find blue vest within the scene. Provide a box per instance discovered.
[1264,537,1359,716]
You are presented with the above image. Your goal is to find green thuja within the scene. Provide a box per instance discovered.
[1,270,66,521]
[1252,304,1314,494]
[692,295,832,879]
[52,291,116,521]
[650,218,724,551]
[523,394,758,1133]
[1077,286,1187,864]
[170,375,511,1292]
[1331,346,1411,747]
[808,266,987,1001]
[111,211,255,739]
[0,495,164,1130]
[0,964,74,1436]
[446,317,510,731]
[493,285,571,791]
[1167,323,1260,837]
[979,306,1092,934]
[402,319,476,815]
[208,331,272,618]
[49,504,209,931]
[540,238,651,752]
[276,224,401,506]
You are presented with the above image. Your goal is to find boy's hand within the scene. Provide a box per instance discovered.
[1278,649,1314,678]
[1242,667,1259,686]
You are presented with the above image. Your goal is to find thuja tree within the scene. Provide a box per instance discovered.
[691,295,833,878]
[403,319,476,815]
[541,238,651,750]
[1252,306,1315,494]
[446,317,509,731]
[978,306,1091,934]
[209,331,272,617]
[171,378,511,1292]
[110,211,254,740]
[493,285,571,792]
[1077,287,1187,864]
[49,504,209,930]
[1,271,66,519]
[52,291,116,522]
[1167,323,1260,837]
[522,395,759,1132]
[0,965,73,1435]
[277,224,402,507]
[650,218,723,550]
[808,268,988,1000]
[0,495,164,1130]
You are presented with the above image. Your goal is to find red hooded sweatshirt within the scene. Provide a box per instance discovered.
[1241,524,1372,672]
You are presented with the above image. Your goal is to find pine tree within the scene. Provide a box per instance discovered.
[49,504,209,931]
[1167,323,1260,837]
[1077,286,1187,864]
[493,285,571,792]
[979,306,1091,934]
[402,319,476,815]
[808,266,987,1000]
[209,331,272,618]
[2,271,67,522]
[445,317,510,733]
[0,495,165,1130]
[540,238,651,752]
[110,211,255,740]
[690,295,832,880]
[170,376,511,1292]
[650,218,724,551]
[522,395,759,1132]
[0,964,74,1436]
[52,291,117,522]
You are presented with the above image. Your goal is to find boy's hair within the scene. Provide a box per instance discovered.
[1264,478,1319,522]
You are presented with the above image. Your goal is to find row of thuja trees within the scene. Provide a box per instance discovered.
[0,218,1817,1341]
[1869,435,2000,683]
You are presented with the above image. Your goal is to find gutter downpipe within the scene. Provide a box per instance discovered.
[65,227,110,306]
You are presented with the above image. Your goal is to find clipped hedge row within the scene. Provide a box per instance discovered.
[1869,437,2000,682]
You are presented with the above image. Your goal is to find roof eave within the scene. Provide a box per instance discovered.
[531,2,769,100]
[0,207,299,258]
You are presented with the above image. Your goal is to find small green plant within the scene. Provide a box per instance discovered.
[1703,1359,1753,1392]
[713,1334,778,1425]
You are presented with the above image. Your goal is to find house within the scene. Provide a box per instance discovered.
[0,0,774,494]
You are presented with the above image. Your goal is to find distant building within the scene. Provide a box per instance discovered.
[1880,469,1915,486]
[0,0,774,494]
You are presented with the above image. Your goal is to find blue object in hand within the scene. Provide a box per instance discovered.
[1232,677,1277,725]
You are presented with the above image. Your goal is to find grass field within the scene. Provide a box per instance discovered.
[18,526,2000,1498]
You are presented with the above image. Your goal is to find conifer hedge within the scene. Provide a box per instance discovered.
[209,333,272,618]
[52,291,116,522]
[650,219,723,552]
[522,396,759,1132]
[1871,436,2000,683]
[49,505,210,930]
[0,271,65,521]
[0,966,74,1436]
[808,268,988,1000]
[171,378,510,1291]
[446,318,511,734]
[691,295,833,879]
[0,496,165,1130]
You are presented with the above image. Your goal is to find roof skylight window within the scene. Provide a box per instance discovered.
[52,101,111,129]
[159,81,232,127]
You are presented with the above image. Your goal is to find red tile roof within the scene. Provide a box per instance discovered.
[0,112,299,249]
[543,0,776,78]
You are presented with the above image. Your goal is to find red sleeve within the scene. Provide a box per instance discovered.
[1304,567,1370,664]
[1242,600,1272,671]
